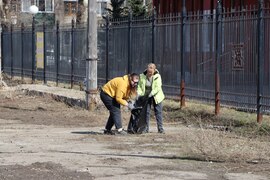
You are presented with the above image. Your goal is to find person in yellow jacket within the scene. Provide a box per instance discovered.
[100,73,140,135]
[137,63,165,133]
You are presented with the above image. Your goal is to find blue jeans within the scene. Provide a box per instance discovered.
[145,97,163,132]
[100,90,122,130]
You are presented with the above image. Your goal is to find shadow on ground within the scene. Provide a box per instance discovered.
[71,131,104,135]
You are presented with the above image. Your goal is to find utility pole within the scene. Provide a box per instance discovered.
[85,0,98,110]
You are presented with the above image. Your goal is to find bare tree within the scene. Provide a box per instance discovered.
[0,0,8,88]
[54,0,64,24]
[0,0,3,17]
[0,0,8,27]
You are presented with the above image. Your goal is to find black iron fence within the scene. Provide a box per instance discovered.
[2,21,88,86]
[2,2,270,120]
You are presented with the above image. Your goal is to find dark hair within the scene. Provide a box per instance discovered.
[130,73,139,78]
[129,73,139,98]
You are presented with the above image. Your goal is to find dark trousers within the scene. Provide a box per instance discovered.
[100,90,122,130]
[145,97,163,132]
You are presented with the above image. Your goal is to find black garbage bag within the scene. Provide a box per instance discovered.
[127,96,149,134]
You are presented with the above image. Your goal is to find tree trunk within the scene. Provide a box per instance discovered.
[0,1,8,88]
[0,0,4,18]
[54,1,64,25]
[0,23,7,88]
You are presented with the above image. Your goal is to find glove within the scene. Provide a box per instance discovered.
[127,102,135,110]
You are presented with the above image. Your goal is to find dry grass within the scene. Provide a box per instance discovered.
[163,99,270,137]
[162,99,270,164]
[0,72,8,89]
[182,127,270,164]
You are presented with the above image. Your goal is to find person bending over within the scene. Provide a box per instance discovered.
[100,73,139,135]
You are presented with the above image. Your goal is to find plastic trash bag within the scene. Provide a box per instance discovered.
[127,96,149,134]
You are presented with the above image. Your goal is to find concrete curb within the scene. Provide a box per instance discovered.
[21,88,87,109]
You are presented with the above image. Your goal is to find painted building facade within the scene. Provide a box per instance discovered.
[153,0,259,15]
[2,0,110,26]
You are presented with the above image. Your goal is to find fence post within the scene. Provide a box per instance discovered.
[151,8,156,63]
[56,20,59,86]
[180,0,187,108]
[215,0,222,115]
[105,15,109,83]
[43,22,47,84]
[257,0,265,123]
[21,23,24,81]
[10,24,13,79]
[32,16,36,83]
[128,11,132,74]
[71,19,75,88]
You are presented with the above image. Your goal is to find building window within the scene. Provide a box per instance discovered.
[21,0,54,12]
[97,0,108,16]
[22,0,33,12]
[45,0,53,11]
[37,0,45,11]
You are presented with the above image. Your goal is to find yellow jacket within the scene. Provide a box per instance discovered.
[102,75,132,106]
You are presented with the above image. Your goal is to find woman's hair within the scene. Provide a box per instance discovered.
[147,63,156,69]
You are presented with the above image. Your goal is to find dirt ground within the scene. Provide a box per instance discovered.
[0,90,270,180]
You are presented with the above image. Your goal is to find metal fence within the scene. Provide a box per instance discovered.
[1,2,270,120]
